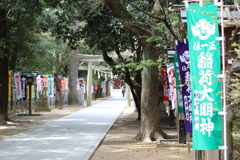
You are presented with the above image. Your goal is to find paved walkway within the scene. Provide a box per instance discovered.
[0,90,126,160]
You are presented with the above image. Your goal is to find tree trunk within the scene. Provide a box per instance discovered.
[68,49,79,105]
[68,22,79,105]
[0,7,8,123]
[125,68,141,120]
[136,42,166,142]
[54,73,63,110]
[133,71,142,120]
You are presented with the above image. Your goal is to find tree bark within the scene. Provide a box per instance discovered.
[68,49,79,105]
[125,68,141,120]
[54,73,63,110]
[104,0,152,41]
[134,71,142,120]
[68,21,79,105]
[0,7,8,123]
[136,42,169,141]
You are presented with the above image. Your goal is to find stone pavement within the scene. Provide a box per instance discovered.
[0,90,126,160]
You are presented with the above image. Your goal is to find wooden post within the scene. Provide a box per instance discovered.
[205,150,220,160]
[126,84,131,106]
[178,113,186,144]
[87,62,92,107]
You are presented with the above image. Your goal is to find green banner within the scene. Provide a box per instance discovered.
[48,75,52,96]
[187,3,222,150]
[174,54,184,113]
[33,85,37,100]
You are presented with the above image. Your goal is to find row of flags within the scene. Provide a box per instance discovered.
[8,72,37,100]
[8,72,108,101]
[162,3,223,150]
[8,72,70,100]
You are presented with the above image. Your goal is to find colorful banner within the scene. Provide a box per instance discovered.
[160,67,169,101]
[66,79,69,90]
[176,41,192,133]
[33,85,37,100]
[60,78,65,89]
[21,75,27,100]
[40,75,44,89]
[47,75,52,96]
[31,85,35,99]
[94,83,99,92]
[51,77,55,97]
[43,75,47,87]
[77,80,80,90]
[14,72,22,99]
[187,3,222,150]
[8,71,12,100]
[37,75,42,91]
[167,63,177,109]
[27,85,29,99]
[174,54,184,114]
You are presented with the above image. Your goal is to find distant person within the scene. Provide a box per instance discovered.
[122,86,126,97]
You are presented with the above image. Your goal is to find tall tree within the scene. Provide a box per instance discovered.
[68,21,79,105]
[0,5,8,123]
[105,0,163,141]
[0,0,44,122]
[104,0,182,141]
[41,1,85,106]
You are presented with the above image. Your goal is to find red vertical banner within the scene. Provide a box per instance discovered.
[60,78,65,89]
[94,84,99,92]
[160,67,168,101]
[14,72,22,99]
[43,75,47,87]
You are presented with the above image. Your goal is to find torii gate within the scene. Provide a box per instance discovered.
[78,54,131,107]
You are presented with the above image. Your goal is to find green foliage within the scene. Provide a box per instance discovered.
[224,0,234,5]
[8,20,40,71]
[0,39,6,58]
[1,0,78,76]
[0,0,48,72]
[228,71,240,159]
[116,59,164,72]
[228,39,240,158]
[37,34,70,76]
[40,0,100,49]
[0,0,45,59]
[146,14,180,50]
[82,8,135,53]
[125,0,155,22]
[4,0,45,24]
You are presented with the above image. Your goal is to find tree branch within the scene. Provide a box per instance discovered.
[122,0,165,21]
[0,13,20,34]
[122,0,180,40]
[104,0,152,41]
[0,20,18,34]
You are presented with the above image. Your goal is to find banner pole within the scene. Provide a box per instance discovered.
[219,0,228,159]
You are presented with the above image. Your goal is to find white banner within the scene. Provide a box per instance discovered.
[14,72,22,99]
